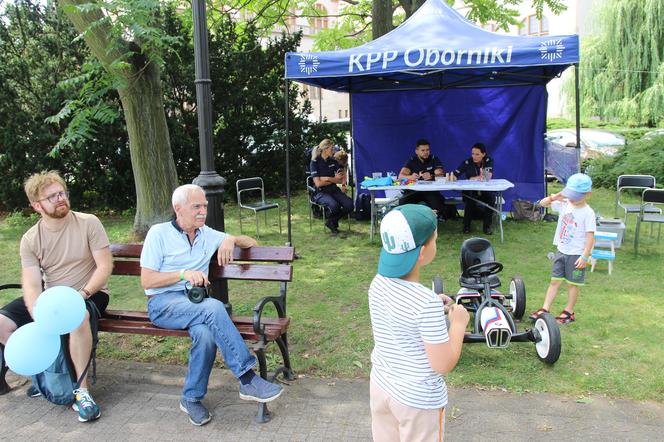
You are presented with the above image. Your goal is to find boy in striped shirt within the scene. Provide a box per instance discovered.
[368,204,469,441]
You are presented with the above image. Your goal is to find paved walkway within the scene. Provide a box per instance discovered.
[1,359,663,441]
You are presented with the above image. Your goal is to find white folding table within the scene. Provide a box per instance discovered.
[363,179,515,243]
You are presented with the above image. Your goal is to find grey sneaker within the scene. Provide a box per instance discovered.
[179,399,212,426]
[239,375,283,403]
[26,385,42,398]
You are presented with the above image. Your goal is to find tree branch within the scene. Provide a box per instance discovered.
[59,0,127,77]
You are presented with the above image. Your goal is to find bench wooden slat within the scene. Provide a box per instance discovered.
[109,243,143,258]
[112,261,292,282]
[102,310,288,326]
[99,313,289,342]
[210,263,293,282]
[110,244,295,263]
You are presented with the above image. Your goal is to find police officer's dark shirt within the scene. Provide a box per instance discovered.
[403,155,443,181]
[310,156,341,194]
[454,156,494,179]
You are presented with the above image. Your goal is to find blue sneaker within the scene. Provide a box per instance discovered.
[179,399,212,426]
[239,375,283,403]
[26,385,42,398]
[72,388,101,422]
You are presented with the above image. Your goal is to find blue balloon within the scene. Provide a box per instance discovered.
[5,322,61,376]
[33,286,86,335]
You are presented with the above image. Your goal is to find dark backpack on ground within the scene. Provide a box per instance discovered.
[31,300,100,405]
[511,199,543,221]
[355,193,372,220]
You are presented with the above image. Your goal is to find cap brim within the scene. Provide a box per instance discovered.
[378,245,422,278]
[561,188,585,201]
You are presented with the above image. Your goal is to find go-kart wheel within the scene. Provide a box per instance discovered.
[465,261,503,278]
[534,313,561,364]
[432,276,444,294]
[509,277,526,320]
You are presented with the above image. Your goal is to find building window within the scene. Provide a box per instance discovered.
[310,4,328,33]
[520,14,549,36]
[344,110,349,118]
[308,85,320,100]
[286,10,297,29]
[338,109,342,118]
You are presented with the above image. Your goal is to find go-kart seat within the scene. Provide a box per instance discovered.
[459,237,502,290]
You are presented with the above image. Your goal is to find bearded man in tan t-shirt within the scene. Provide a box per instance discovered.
[0,171,112,423]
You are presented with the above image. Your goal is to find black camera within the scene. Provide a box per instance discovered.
[185,281,209,304]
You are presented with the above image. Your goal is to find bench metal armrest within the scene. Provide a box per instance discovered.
[0,284,21,291]
[252,295,286,337]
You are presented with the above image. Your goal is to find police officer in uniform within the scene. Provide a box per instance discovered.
[453,142,495,235]
[309,139,353,235]
[397,139,446,216]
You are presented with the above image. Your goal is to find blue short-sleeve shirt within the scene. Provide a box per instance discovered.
[140,220,227,296]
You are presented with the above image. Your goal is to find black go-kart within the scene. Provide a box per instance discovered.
[433,237,561,364]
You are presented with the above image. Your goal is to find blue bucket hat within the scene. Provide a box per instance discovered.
[378,204,437,278]
[561,173,592,201]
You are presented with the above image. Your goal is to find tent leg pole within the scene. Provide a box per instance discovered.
[574,64,581,173]
[284,78,292,246]
[349,92,355,205]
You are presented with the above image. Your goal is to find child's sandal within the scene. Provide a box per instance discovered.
[556,310,575,324]
[528,308,548,321]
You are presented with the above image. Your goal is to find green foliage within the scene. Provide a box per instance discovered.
[0,1,133,212]
[307,0,567,49]
[573,0,664,126]
[45,62,121,156]
[588,134,664,189]
[160,10,347,196]
[0,2,344,211]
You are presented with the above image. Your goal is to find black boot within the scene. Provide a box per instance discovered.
[0,344,10,395]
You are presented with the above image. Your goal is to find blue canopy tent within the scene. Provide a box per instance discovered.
[282,0,580,242]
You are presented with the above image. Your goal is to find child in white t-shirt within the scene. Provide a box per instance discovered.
[529,173,596,324]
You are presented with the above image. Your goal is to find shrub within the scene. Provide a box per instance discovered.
[588,134,664,188]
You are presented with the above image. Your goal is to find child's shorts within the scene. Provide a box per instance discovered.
[551,251,585,285]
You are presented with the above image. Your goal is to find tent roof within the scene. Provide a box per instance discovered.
[285,0,579,92]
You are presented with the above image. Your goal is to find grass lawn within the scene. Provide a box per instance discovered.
[1,185,663,401]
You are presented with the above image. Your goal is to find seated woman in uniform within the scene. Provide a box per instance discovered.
[453,142,496,235]
[309,139,353,235]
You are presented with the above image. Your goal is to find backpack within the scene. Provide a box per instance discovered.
[31,300,100,405]
[355,193,372,220]
[511,199,543,221]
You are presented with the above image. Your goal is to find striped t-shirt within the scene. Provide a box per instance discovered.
[368,274,449,409]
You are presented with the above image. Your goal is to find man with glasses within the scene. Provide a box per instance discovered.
[0,171,112,423]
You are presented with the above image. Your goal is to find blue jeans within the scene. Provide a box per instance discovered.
[313,187,353,226]
[147,291,257,401]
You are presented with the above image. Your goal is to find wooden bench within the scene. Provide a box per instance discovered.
[104,243,294,423]
[1,244,295,424]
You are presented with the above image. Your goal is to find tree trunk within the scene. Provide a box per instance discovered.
[117,62,179,236]
[372,0,393,39]
[59,0,179,236]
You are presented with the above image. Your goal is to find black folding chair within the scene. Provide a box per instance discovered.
[634,188,664,254]
[236,177,281,238]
